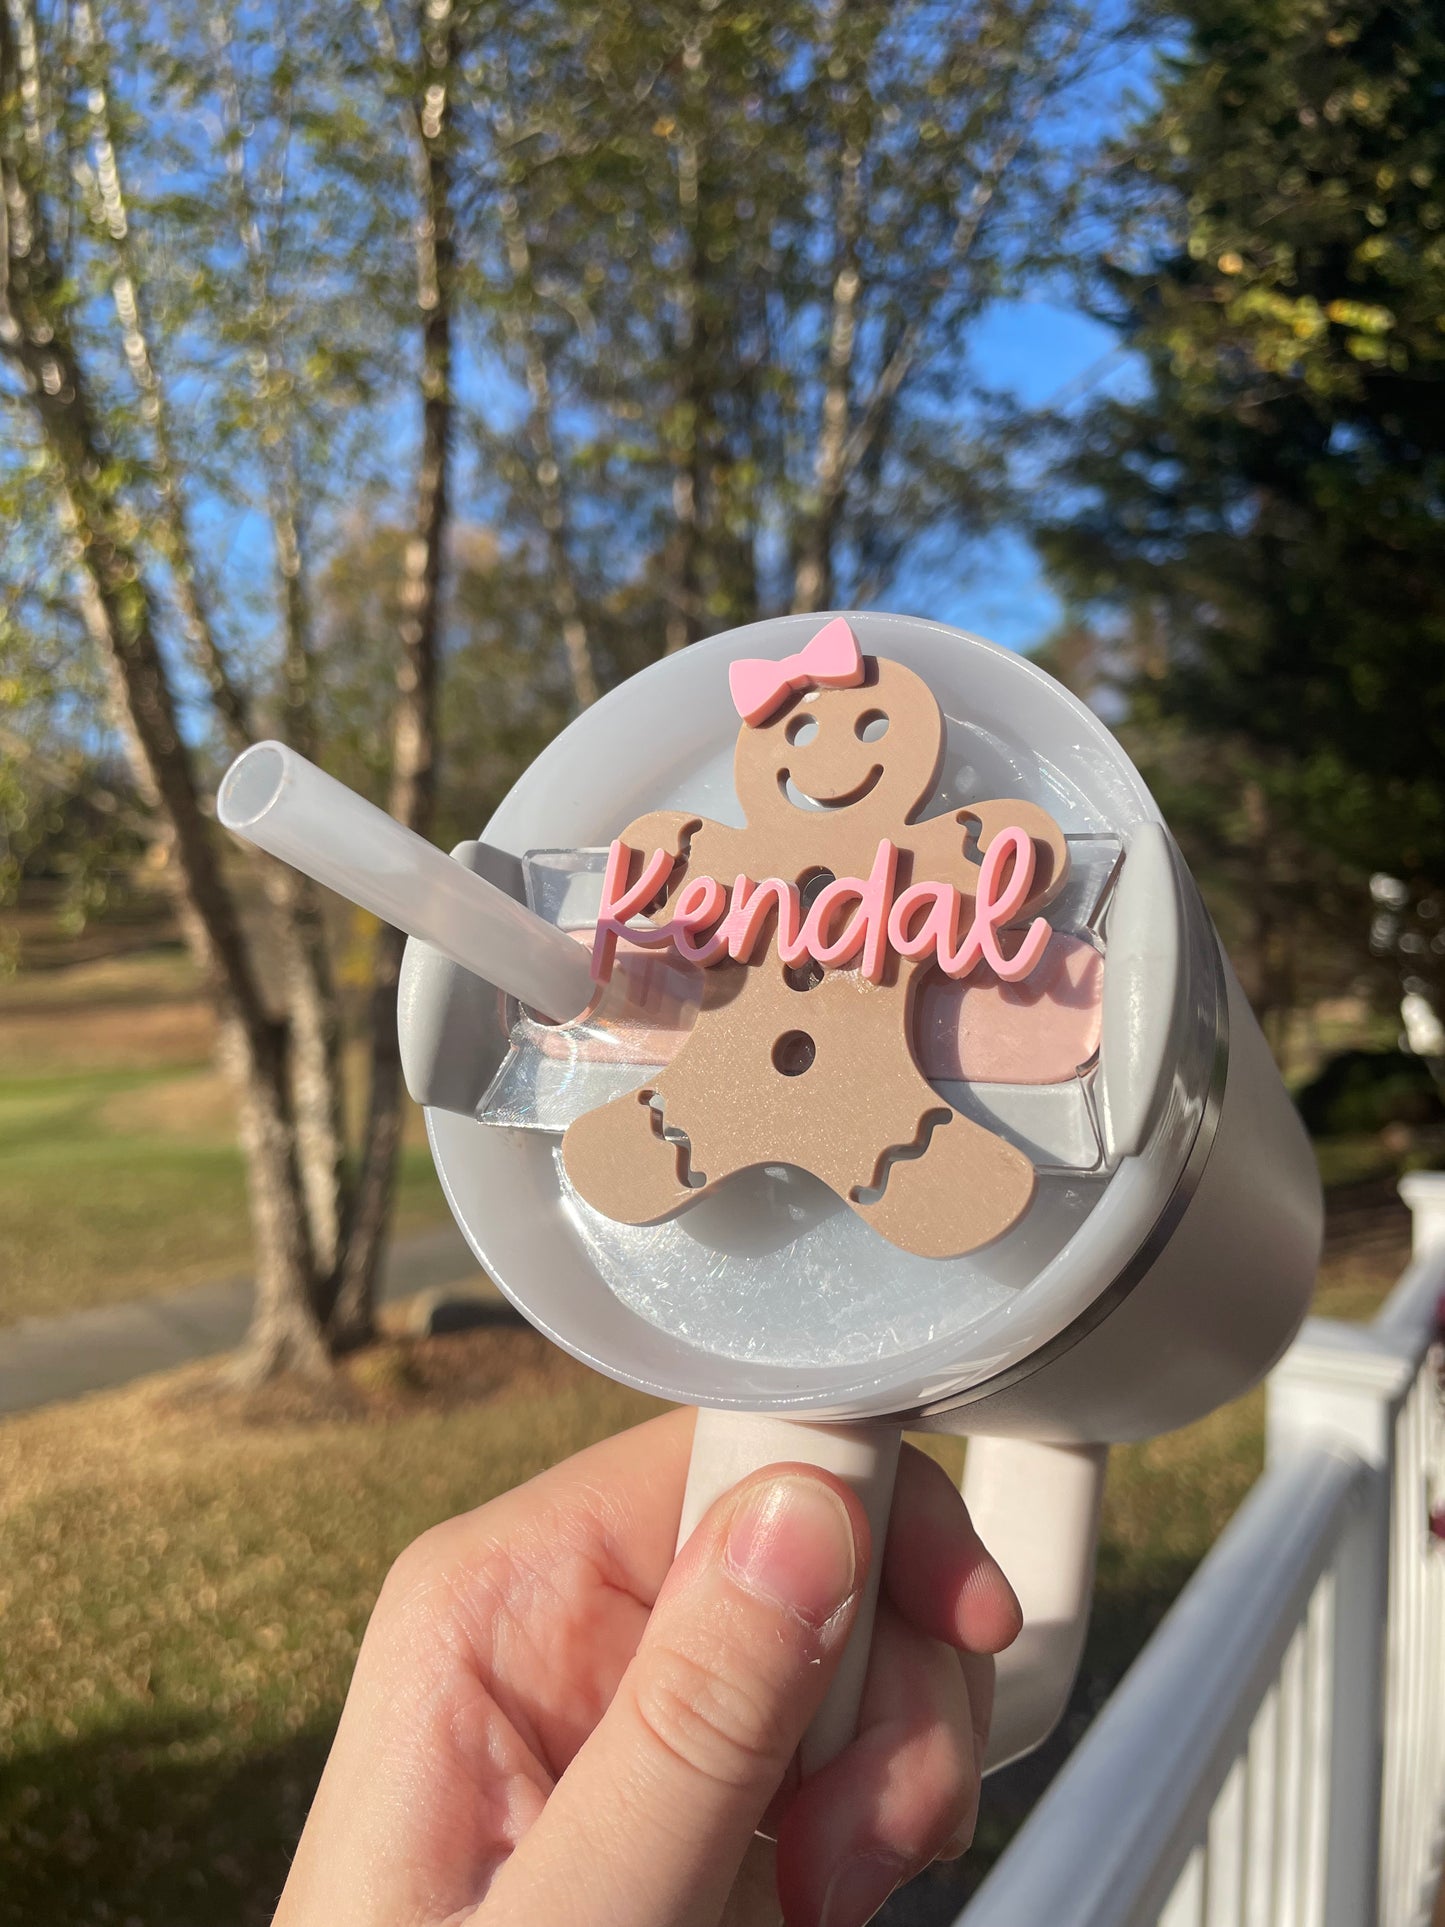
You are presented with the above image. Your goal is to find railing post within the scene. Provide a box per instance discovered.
[1268,1319,1414,1927]
[1398,1170,1445,1260]
[1383,1172,1445,1927]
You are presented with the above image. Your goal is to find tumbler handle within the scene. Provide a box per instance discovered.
[962,1435,1109,1772]
[676,1409,902,1776]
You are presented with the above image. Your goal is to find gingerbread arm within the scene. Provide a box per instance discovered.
[959,800,1069,914]
[616,809,702,863]
[614,810,769,922]
[609,809,702,907]
[909,799,1069,918]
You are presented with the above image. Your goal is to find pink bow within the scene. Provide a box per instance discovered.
[728,617,865,726]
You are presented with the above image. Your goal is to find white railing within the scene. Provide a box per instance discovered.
[959,1173,1445,1927]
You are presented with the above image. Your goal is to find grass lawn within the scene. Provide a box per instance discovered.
[0,1187,1411,1927]
[0,1328,664,1927]
[0,947,448,1326]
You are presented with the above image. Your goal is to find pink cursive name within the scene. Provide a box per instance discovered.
[590,829,1052,987]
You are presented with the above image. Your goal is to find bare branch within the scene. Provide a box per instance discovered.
[0,719,152,837]
[491,51,600,704]
[72,0,255,748]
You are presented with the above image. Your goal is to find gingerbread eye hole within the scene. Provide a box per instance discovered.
[855,710,889,743]
[799,868,835,910]
[786,715,819,747]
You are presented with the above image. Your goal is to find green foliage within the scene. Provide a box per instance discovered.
[1294,1046,1445,1136]
[0,496,148,927]
[1039,0,1445,1014]
[1048,0,1441,863]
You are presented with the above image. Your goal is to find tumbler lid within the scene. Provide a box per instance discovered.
[417,612,1222,1419]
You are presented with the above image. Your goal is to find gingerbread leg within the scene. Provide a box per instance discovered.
[562,1084,708,1225]
[848,1108,1035,1258]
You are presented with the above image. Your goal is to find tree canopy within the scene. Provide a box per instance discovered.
[1041,0,1445,968]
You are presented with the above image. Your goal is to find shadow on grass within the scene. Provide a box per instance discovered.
[420,1295,526,1336]
[0,1710,332,1927]
[880,1550,1201,1926]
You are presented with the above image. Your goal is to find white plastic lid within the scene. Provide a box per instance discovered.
[419,612,1223,1419]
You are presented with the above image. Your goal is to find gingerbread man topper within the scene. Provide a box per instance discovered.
[562,619,1070,1258]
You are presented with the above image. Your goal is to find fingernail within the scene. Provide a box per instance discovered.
[819,1849,910,1927]
[725,1475,857,1628]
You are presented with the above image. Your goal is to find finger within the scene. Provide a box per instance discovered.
[883,1446,1021,1654]
[940,1653,995,1857]
[277,1411,700,1927]
[477,1465,869,1927]
[407,1405,698,1614]
[775,1600,980,1927]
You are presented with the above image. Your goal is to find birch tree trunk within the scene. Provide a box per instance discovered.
[663,129,708,655]
[259,453,348,1285]
[663,23,713,656]
[0,8,329,1379]
[73,0,255,747]
[75,0,353,1298]
[493,94,599,710]
[792,135,861,617]
[328,0,456,1346]
[211,4,352,1285]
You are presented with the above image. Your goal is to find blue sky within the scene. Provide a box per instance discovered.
[130,9,1158,682]
[180,297,1133,676]
[924,301,1129,653]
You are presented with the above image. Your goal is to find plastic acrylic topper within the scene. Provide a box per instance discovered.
[561,618,1072,1259]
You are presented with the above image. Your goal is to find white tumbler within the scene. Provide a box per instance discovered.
[221,610,1322,1773]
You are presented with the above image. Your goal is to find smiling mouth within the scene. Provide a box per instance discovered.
[779,766,884,810]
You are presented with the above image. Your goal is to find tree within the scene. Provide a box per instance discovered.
[1039,0,1445,1030]
[0,0,465,1375]
[1030,610,1369,1047]
[322,0,466,1345]
[466,0,1128,670]
[313,519,573,841]
[1,0,334,1376]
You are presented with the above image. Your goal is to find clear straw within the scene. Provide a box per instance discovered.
[217,741,595,1022]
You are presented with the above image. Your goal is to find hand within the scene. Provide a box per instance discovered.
[274,1408,1020,1927]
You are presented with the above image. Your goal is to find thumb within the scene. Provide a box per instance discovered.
[479,1467,868,1927]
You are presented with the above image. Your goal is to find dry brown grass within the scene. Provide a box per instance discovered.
[0,947,445,1325]
[0,1329,660,1927]
[0,995,215,1078]
[95,1066,239,1140]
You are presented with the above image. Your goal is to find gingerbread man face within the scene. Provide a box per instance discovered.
[562,619,1071,1259]
[732,653,945,833]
